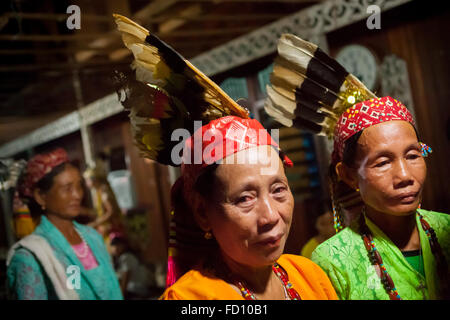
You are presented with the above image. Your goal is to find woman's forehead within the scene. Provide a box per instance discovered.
[216,146,285,183]
[359,120,418,151]
[53,165,81,184]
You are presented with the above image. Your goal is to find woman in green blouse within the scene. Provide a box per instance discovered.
[311,97,450,300]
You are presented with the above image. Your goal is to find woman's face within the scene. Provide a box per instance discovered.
[38,164,84,219]
[204,145,294,268]
[351,121,427,216]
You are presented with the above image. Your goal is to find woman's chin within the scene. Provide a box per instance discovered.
[384,203,420,216]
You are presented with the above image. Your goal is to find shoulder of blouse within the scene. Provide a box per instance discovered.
[160,268,242,300]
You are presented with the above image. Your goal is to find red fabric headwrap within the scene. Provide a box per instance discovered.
[19,148,69,198]
[180,115,293,189]
[332,96,415,164]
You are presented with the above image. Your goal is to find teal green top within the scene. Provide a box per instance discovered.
[7,215,123,300]
[311,209,450,300]
[403,250,425,278]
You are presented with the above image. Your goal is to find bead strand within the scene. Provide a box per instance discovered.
[360,209,448,300]
[234,263,301,300]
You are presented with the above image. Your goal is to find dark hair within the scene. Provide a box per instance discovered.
[23,162,76,220]
[328,131,364,228]
[193,164,219,197]
[170,164,220,279]
[342,131,363,167]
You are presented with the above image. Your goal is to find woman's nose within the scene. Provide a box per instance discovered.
[393,159,414,188]
[257,197,279,231]
[73,185,84,200]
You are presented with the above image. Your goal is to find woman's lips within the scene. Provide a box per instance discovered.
[255,234,283,248]
[394,191,419,204]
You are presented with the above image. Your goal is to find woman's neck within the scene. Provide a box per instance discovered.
[364,206,420,251]
[220,253,284,299]
[45,213,80,244]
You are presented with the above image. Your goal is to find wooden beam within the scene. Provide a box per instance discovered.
[177,0,320,2]
[133,0,181,23]
[2,12,111,22]
[158,4,203,34]
[0,47,124,55]
[76,0,182,63]
[0,33,117,41]
[0,60,131,72]
[164,13,285,22]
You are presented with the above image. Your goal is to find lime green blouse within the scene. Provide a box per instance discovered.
[311,209,450,300]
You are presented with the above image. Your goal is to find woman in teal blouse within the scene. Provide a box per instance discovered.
[7,148,123,300]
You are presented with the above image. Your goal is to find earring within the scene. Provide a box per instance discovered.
[355,188,360,192]
[420,142,432,157]
[41,204,46,211]
[204,231,213,240]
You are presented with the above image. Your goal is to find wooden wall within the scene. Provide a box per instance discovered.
[121,121,172,264]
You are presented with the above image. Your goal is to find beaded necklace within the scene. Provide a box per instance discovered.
[359,208,449,300]
[73,228,89,259]
[234,263,301,300]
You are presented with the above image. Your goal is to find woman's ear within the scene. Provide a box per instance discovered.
[192,197,211,233]
[335,162,359,190]
[33,188,46,208]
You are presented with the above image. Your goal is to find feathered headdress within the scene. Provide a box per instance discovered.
[264,34,376,232]
[264,34,421,233]
[112,14,249,166]
[265,34,376,138]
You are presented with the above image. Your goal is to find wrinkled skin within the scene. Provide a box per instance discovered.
[345,121,426,217]
[196,145,295,269]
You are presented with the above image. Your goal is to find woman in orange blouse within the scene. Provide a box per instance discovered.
[160,117,337,300]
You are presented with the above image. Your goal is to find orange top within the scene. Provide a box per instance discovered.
[160,254,338,300]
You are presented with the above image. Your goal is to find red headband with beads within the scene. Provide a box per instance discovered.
[331,96,415,164]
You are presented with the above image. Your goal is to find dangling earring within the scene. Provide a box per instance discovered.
[204,231,213,240]
[420,142,432,157]
[355,188,360,192]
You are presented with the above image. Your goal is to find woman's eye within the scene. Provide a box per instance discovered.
[236,195,253,204]
[407,153,420,160]
[274,186,286,194]
[375,160,389,168]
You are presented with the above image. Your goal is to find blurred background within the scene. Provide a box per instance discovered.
[0,0,449,299]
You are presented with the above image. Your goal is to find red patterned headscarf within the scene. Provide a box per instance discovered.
[180,115,293,197]
[19,148,69,198]
[332,96,415,164]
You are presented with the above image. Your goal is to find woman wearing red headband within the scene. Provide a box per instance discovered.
[6,148,123,300]
[265,34,450,300]
[160,116,338,300]
[112,15,338,300]
[311,97,450,300]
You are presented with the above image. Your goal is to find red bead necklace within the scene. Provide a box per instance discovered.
[359,209,449,300]
[235,263,301,300]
